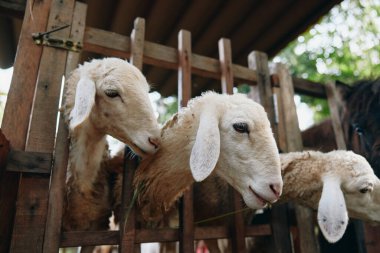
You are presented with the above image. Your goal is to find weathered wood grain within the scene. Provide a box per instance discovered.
[274,63,319,253]
[42,2,87,253]
[177,29,194,253]
[10,0,75,252]
[0,1,52,251]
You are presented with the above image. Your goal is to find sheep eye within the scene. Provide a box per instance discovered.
[359,188,369,194]
[233,123,249,134]
[104,89,119,98]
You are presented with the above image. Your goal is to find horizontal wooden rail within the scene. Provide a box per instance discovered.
[83,27,257,84]
[60,225,271,247]
[84,27,328,98]
[6,150,52,174]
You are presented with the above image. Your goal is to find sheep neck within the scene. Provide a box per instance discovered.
[280,153,324,209]
[69,120,107,192]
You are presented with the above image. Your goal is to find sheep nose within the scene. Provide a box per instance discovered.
[148,137,160,149]
[269,183,282,199]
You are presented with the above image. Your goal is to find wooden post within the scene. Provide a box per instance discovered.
[119,150,140,253]
[10,0,75,252]
[274,63,320,253]
[130,18,145,71]
[248,51,277,140]
[325,81,347,150]
[0,1,52,252]
[42,2,87,253]
[178,29,194,253]
[249,52,293,253]
[219,38,246,253]
[218,38,234,95]
[119,17,146,253]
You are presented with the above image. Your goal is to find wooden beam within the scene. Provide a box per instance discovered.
[130,17,145,70]
[0,0,52,252]
[249,53,293,253]
[218,38,234,94]
[6,150,52,174]
[274,63,320,253]
[10,1,75,252]
[42,2,87,253]
[177,29,194,253]
[61,224,272,247]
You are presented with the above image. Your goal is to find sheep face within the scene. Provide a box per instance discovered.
[217,102,283,209]
[190,93,283,209]
[69,58,161,157]
[339,153,380,221]
[318,152,379,242]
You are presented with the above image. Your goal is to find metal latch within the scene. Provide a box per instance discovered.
[32,24,82,52]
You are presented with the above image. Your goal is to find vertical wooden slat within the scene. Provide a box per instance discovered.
[248,51,277,140]
[178,30,192,109]
[130,18,145,70]
[249,53,293,253]
[42,3,87,253]
[325,81,347,150]
[219,38,246,253]
[10,1,76,252]
[0,1,52,252]
[274,63,319,253]
[218,38,234,94]
[119,17,146,253]
[119,150,139,253]
[177,29,194,253]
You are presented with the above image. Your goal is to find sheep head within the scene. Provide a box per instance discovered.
[281,151,380,243]
[189,92,283,209]
[66,58,160,157]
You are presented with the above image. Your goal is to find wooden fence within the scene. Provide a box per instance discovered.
[0,0,366,253]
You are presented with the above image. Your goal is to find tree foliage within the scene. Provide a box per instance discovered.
[275,0,380,121]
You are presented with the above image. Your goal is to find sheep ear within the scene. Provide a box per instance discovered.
[317,176,349,243]
[190,109,220,182]
[69,76,96,130]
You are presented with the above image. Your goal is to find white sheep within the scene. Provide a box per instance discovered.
[192,150,380,252]
[62,57,161,231]
[112,91,283,223]
[281,150,380,243]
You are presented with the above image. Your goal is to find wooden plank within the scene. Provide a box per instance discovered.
[248,51,277,141]
[82,28,257,83]
[0,1,52,250]
[119,18,146,253]
[177,30,192,108]
[42,2,87,253]
[325,81,347,150]
[130,18,145,70]
[229,189,246,253]
[0,130,11,253]
[6,150,52,174]
[119,152,139,253]
[61,231,120,247]
[219,38,245,253]
[274,63,319,253]
[272,75,327,98]
[60,225,272,247]
[249,53,292,253]
[177,29,194,253]
[83,27,130,58]
[273,87,288,153]
[10,1,76,252]
[218,38,234,94]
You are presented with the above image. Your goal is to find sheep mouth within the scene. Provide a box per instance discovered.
[249,186,270,206]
